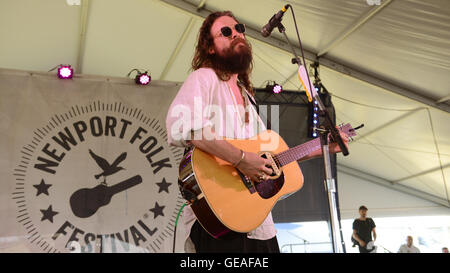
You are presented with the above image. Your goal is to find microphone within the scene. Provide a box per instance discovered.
[261,5,290,37]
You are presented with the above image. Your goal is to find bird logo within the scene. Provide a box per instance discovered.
[88,149,127,185]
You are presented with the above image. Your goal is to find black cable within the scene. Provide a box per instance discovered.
[287,5,315,98]
[332,94,425,112]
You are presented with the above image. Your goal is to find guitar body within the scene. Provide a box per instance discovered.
[70,184,112,218]
[178,130,303,238]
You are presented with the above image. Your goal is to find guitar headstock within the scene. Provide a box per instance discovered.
[338,123,363,142]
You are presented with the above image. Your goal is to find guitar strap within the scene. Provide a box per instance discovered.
[181,91,270,156]
[245,92,271,130]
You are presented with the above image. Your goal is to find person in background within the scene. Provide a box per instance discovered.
[398,236,420,253]
[442,247,448,253]
[352,205,377,253]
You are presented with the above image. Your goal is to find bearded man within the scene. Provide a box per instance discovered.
[166,11,346,253]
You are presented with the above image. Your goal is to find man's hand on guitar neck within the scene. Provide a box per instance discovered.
[189,127,272,183]
[298,127,350,162]
[329,128,350,153]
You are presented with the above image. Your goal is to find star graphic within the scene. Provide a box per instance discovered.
[156,178,172,193]
[40,205,59,223]
[33,179,52,196]
[149,202,165,219]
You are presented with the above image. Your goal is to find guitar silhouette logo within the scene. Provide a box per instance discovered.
[70,149,142,218]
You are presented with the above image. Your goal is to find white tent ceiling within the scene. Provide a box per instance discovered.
[1,0,449,212]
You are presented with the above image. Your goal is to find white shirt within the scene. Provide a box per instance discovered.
[166,68,277,251]
[398,244,420,253]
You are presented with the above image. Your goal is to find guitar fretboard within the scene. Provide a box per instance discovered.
[273,123,355,166]
[275,137,322,166]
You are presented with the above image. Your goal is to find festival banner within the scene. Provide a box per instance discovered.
[0,68,186,253]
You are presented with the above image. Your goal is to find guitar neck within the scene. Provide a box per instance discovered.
[275,137,322,166]
[108,175,143,195]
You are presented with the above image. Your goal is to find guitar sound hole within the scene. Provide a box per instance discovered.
[254,174,285,199]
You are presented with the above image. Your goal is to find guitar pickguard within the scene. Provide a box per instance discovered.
[236,169,256,194]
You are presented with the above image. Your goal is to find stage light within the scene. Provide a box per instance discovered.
[272,84,283,94]
[57,65,73,79]
[127,69,151,86]
[135,72,151,85]
[308,97,320,138]
[265,81,283,94]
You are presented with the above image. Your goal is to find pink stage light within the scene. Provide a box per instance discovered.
[57,65,73,79]
[272,84,282,94]
[135,72,151,85]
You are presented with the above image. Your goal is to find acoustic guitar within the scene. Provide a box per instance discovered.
[178,124,356,238]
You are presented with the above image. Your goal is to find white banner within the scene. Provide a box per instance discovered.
[0,68,186,253]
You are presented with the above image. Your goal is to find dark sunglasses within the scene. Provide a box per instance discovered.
[220,23,246,37]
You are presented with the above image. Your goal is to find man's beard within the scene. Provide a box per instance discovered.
[211,38,252,75]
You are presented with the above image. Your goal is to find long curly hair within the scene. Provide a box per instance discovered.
[191,11,254,95]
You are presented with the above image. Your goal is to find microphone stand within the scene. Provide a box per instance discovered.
[274,21,347,253]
